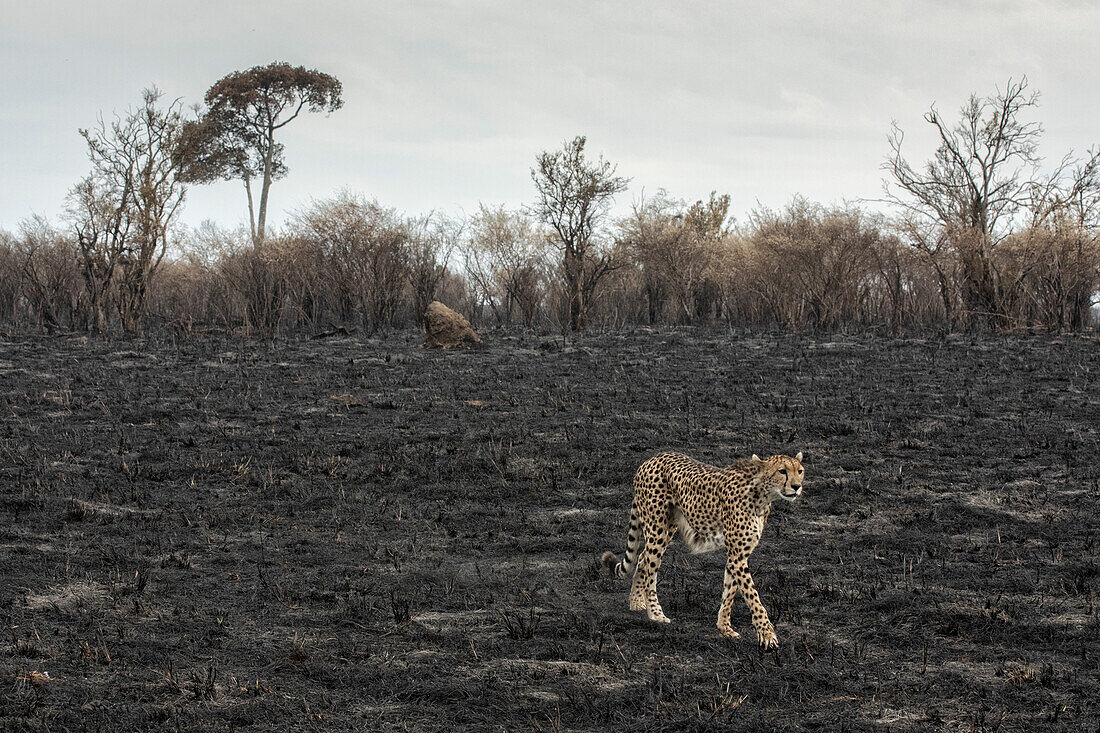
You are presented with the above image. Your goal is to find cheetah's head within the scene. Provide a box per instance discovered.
[751,452,805,502]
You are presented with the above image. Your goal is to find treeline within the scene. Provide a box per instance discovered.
[4,187,1097,336]
[1,72,1097,337]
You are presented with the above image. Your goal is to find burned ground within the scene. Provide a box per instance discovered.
[1,329,1098,731]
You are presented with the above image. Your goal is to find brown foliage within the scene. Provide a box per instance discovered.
[290,192,411,332]
[463,205,549,328]
[747,199,883,329]
[181,62,343,244]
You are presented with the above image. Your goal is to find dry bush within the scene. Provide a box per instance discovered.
[706,232,770,327]
[408,214,460,328]
[616,192,687,324]
[746,200,883,329]
[596,264,652,327]
[0,229,20,326]
[1003,216,1100,330]
[616,192,735,325]
[871,232,949,330]
[291,192,410,332]
[146,252,224,336]
[463,205,550,327]
[432,270,477,327]
[180,223,287,336]
[13,217,80,332]
[275,233,327,330]
[230,241,289,337]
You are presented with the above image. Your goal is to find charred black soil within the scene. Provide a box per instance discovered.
[2,330,1099,731]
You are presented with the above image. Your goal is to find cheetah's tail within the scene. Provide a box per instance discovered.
[602,496,642,579]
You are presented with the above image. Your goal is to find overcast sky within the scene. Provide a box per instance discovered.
[2,1,1098,234]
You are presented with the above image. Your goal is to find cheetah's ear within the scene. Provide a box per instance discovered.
[751,454,762,463]
[795,451,803,462]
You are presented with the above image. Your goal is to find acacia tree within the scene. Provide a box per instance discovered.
[531,136,628,331]
[179,62,343,245]
[75,88,188,332]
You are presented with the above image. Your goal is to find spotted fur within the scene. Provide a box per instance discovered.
[602,450,805,648]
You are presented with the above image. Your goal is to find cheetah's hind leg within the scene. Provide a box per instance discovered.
[628,564,647,611]
[638,511,677,624]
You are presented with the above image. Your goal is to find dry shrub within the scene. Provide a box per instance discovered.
[0,229,20,325]
[13,217,80,332]
[463,205,551,328]
[1002,214,1100,330]
[290,192,410,332]
[617,192,736,325]
[746,200,881,329]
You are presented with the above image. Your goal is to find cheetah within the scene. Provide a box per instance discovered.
[601,451,805,648]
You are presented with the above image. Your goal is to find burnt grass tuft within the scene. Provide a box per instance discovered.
[1,329,1099,731]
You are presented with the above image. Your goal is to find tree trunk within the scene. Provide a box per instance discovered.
[245,177,257,244]
[646,282,659,325]
[563,248,586,331]
[932,265,954,329]
[93,298,107,334]
[567,275,585,331]
[256,131,275,245]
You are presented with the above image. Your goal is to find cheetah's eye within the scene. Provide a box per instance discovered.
[778,468,787,475]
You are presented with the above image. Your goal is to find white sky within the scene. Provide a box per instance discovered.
[2,0,1098,233]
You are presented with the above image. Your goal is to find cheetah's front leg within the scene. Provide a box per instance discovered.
[732,558,777,649]
[716,564,740,639]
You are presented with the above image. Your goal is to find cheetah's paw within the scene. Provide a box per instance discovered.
[647,609,672,624]
[757,627,779,649]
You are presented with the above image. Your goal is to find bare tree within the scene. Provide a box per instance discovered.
[530,136,628,331]
[65,175,125,333]
[77,88,188,332]
[886,78,1064,328]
